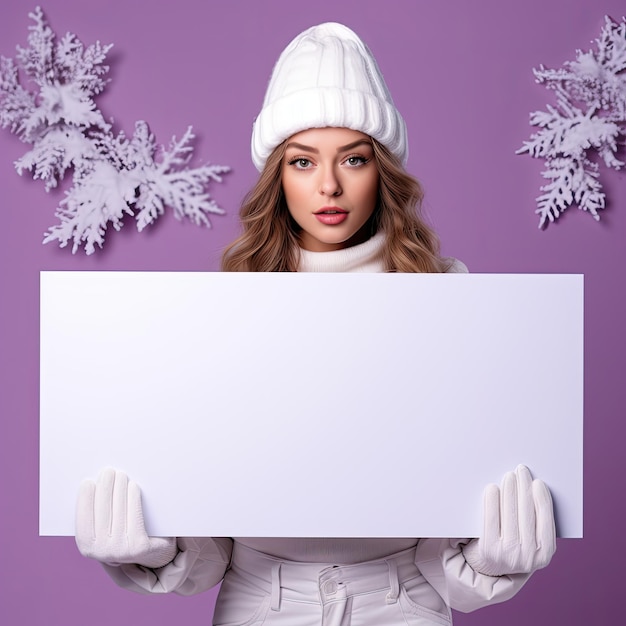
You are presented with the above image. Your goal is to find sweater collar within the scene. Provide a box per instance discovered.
[297,231,386,272]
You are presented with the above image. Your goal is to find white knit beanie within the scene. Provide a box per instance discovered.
[251,22,408,171]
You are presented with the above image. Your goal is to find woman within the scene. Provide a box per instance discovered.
[76,23,555,625]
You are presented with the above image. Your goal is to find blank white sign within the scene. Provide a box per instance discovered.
[40,271,583,538]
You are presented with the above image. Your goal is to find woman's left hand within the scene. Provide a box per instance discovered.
[461,464,556,577]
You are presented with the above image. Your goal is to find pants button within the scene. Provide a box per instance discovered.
[324,580,338,594]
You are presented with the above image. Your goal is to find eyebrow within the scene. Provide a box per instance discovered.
[284,139,372,153]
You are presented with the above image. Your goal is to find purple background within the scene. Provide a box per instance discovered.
[1,0,625,624]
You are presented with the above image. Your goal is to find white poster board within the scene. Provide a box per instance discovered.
[40,271,583,538]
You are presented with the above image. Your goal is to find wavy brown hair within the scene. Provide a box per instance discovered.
[221,137,448,272]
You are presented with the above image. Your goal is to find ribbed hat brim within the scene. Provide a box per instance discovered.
[251,87,408,170]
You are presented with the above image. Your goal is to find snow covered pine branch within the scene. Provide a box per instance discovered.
[518,16,626,228]
[0,6,228,254]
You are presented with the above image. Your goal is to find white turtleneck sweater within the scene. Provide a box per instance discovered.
[297,231,468,273]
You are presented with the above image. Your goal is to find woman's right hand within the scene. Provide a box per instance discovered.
[75,468,178,569]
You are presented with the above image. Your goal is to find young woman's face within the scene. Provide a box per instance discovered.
[281,127,379,252]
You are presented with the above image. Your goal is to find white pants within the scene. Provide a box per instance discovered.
[213,543,452,626]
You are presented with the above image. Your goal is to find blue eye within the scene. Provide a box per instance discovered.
[345,155,368,167]
[288,158,313,169]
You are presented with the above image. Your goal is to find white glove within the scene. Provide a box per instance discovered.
[462,464,556,576]
[75,468,178,569]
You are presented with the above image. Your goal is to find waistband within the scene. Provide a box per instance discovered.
[230,542,420,610]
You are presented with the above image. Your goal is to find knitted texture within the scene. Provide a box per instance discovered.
[297,232,469,273]
[251,22,407,171]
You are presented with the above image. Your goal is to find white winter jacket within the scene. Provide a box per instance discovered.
[102,535,531,614]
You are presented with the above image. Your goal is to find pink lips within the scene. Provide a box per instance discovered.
[314,207,348,225]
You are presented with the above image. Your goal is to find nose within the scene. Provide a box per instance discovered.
[319,166,342,197]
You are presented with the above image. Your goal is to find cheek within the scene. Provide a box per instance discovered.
[281,170,292,201]
[361,175,379,213]
[281,172,308,209]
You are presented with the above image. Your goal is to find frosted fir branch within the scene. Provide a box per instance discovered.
[518,99,585,159]
[595,16,626,75]
[519,15,626,227]
[1,6,111,142]
[16,6,112,99]
[135,163,229,231]
[533,18,626,117]
[15,6,55,84]
[55,32,112,97]
[43,160,138,254]
[158,125,196,170]
[15,126,93,189]
[42,121,229,254]
[132,124,229,232]
[1,8,229,254]
[0,57,36,134]
[536,157,604,227]
[534,54,626,117]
